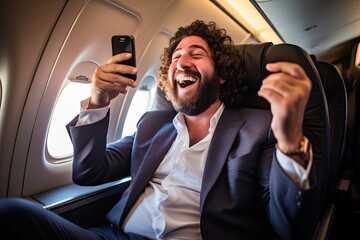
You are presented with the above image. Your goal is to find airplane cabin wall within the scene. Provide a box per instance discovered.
[0,0,254,198]
[0,0,70,198]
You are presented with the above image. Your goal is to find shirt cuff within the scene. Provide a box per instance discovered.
[75,98,109,126]
[276,148,313,189]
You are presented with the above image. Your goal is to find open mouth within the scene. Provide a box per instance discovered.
[176,75,198,88]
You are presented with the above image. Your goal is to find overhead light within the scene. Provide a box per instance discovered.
[212,0,283,44]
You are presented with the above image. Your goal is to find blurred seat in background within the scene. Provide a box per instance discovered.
[345,43,360,211]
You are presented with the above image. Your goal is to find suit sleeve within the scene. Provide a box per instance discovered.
[66,112,133,186]
[268,152,319,239]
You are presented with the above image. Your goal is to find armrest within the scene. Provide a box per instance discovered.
[28,177,131,227]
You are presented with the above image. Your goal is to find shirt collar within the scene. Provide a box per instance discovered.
[173,103,225,135]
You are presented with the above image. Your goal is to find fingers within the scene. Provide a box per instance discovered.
[93,64,137,91]
[104,52,138,83]
[258,62,311,104]
[89,53,138,108]
[106,52,133,64]
[97,52,138,86]
[257,62,312,148]
[266,62,307,78]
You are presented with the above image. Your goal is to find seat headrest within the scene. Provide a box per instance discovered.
[237,42,327,116]
[236,42,272,109]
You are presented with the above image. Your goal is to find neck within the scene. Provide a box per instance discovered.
[184,100,222,146]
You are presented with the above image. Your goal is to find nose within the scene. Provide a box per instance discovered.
[176,53,192,70]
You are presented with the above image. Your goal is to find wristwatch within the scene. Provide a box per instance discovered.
[277,136,311,162]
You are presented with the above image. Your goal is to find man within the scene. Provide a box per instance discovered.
[0,20,318,239]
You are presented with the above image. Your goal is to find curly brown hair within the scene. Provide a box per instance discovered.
[158,20,246,107]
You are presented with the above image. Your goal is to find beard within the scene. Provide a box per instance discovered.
[166,72,221,116]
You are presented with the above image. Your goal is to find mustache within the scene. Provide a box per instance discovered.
[174,69,200,80]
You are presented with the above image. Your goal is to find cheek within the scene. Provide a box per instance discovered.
[200,60,216,77]
[168,64,176,82]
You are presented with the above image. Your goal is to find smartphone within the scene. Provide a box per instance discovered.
[111,35,136,80]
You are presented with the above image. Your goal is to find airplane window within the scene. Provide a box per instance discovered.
[47,75,156,161]
[121,88,150,137]
[47,77,156,160]
[47,81,91,160]
[121,76,157,138]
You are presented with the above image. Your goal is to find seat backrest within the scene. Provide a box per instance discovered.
[316,61,348,204]
[348,67,360,181]
[154,41,330,221]
[345,44,360,182]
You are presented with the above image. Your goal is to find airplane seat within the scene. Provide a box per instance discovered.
[239,44,330,233]
[154,42,330,237]
[311,61,348,239]
[237,43,330,219]
[345,43,360,212]
[320,43,360,239]
[316,61,348,202]
[341,43,360,181]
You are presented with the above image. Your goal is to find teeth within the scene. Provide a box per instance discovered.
[176,75,197,83]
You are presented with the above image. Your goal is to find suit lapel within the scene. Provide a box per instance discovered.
[200,109,245,209]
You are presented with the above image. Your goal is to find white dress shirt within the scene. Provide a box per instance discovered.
[122,105,223,239]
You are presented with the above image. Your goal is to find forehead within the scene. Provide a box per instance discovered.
[175,36,210,51]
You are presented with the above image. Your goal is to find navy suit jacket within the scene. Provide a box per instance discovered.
[67,108,319,240]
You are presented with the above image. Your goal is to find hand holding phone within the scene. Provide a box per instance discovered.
[111,35,137,80]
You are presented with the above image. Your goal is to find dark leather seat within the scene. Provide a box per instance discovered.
[313,61,348,239]
[316,43,360,240]
[317,61,347,202]
[238,43,330,228]
[345,43,360,211]
[347,67,360,210]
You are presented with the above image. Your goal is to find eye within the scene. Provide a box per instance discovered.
[191,50,206,59]
[171,54,180,61]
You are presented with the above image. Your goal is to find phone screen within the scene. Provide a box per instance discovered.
[111,35,136,80]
